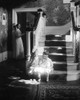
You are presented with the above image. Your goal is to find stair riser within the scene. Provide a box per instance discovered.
[45,41,72,47]
[49,74,66,81]
[46,35,65,40]
[39,42,72,48]
[53,64,77,71]
[53,64,67,71]
[44,47,73,54]
[49,55,74,62]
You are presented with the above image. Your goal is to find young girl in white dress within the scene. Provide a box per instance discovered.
[15,24,24,59]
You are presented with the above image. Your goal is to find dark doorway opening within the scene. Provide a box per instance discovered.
[17,12,38,57]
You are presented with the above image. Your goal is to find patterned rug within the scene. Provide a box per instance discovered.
[37,82,80,100]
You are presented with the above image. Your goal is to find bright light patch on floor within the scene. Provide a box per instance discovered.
[18,79,40,84]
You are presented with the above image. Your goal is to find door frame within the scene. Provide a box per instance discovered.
[12,7,45,59]
[12,7,45,24]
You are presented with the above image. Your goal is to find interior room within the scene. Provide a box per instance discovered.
[0,0,80,100]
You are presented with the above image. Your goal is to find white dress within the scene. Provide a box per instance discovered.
[15,29,24,59]
[32,12,46,53]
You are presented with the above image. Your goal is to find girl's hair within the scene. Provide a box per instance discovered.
[16,24,18,28]
[37,8,43,13]
[42,12,46,17]
[12,23,16,29]
[16,24,20,28]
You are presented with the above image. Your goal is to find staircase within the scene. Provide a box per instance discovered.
[39,33,79,81]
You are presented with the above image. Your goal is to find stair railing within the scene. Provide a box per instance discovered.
[71,10,79,63]
[74,0,80,69]
[70,0,80,64]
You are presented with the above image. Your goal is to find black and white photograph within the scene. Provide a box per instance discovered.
[0,0,80,100]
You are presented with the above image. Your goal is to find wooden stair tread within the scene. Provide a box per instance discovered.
[49,53,74,56]
[45,40,72,42]
[44,46,73,49]
[53,61,78,65]
[50,70,80,75]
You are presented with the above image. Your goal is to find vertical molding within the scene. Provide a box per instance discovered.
[70,2,77,56]
[76,5,80,27]
[7,10,12,59]
[26,31,31,60]
[27,31,31,59]
[78,26,80,70]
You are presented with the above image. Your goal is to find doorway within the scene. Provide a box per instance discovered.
[12,8,40,58]
[17,12,38,56]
